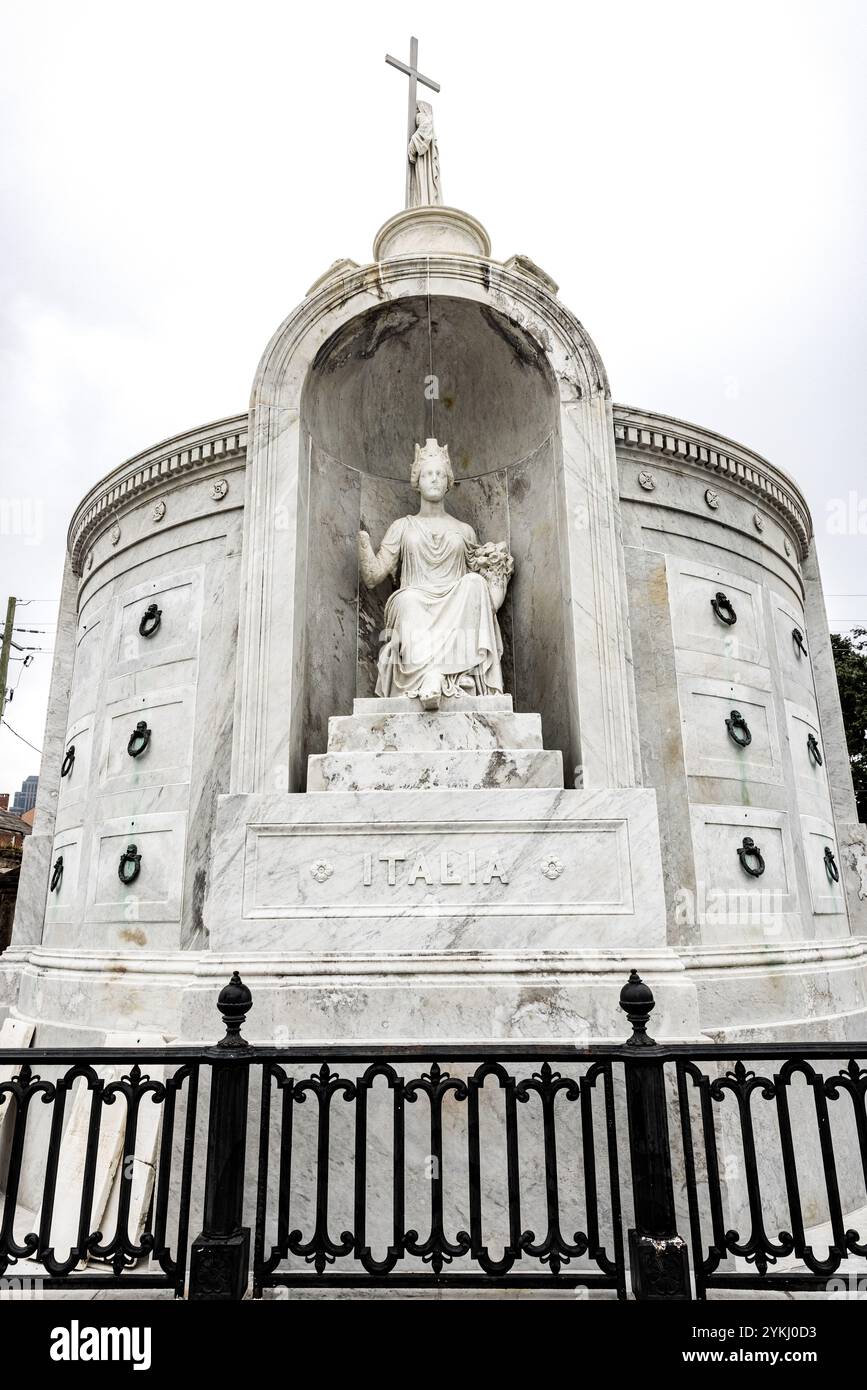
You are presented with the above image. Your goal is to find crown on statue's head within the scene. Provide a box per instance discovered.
[411,438,454,491]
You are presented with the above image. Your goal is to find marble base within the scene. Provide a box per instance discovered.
[0,781,700,1044]
[206,786,668,954]
[327,710,543,752]
[0,943,701,1045]
[310,697,562,789]
[6,937,867,1050]
[307,748,563,791]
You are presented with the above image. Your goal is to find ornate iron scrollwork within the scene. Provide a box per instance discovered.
[127,720,151,758]
[60,744,75,777]
[726,709,752,748]
[824,846,840,883]
[711,591,737,626]
[118,844,142,885]
[50,856,64,892]
[792,627,808,658]
[737,836,765,878]
[807,732,823,766]
[139,602,162,638]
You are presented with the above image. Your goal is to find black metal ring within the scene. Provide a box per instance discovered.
[139,602,162,638]
[824,846,839,883]
[711,591,737,626]
[737,836,765,877]
[50,855,64,892]
[118,844,142,885]
[60,745,75,778]
[726,709,752,748]
[127,720,151,758]
[792,627,808,658]
[807,732,823,766]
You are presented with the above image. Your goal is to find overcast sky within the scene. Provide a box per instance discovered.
[1,0,866,794]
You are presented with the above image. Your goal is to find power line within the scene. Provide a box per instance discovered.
[1,720,42,755]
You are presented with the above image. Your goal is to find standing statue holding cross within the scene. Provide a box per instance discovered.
[386,37,443,209]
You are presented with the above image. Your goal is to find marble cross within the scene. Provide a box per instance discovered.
[385,36,441,208]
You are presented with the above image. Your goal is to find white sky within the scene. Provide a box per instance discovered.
[1,0,866,794]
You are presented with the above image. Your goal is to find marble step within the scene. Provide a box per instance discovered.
[353,695,513,714]
[306,748,564,792]
[327,710,544,753]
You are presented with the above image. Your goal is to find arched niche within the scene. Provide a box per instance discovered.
[232,256,639,796]
[299,295,571,779]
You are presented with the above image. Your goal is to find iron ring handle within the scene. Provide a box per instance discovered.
[139,602,162,638]
[711,591,737,626]
[726,709,752,748]
[60,744,75,778]
[118,844,142,885]
[49,855,64,893]
[807,732,823,766]
[792,627,808,658]
[737,836,765,878]
[127,720,151,758]
[824,846,839,883]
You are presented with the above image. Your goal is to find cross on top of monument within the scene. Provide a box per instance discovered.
[385,36,442,209]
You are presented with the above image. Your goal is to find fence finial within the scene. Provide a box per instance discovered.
[619,968,656,1047]
[216,971,252,1049]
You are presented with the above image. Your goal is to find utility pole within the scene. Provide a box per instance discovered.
[0,596,17,724]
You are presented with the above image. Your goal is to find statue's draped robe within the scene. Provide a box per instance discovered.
[374,515,504,698]
[408,114,442,207]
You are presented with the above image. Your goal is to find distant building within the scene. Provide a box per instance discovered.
[11,774,38,815]
[0,806,32,951]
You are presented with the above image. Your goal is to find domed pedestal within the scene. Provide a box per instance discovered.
[373,206,491,260]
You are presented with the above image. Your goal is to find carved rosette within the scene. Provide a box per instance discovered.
[539,855,564,880]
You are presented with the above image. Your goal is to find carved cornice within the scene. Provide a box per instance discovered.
[613,404,812,559]
[68,415,248,575]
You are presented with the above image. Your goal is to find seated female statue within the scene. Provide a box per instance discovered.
[357,438,514,711]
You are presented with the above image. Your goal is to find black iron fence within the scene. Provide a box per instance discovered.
[0,971,866,1299]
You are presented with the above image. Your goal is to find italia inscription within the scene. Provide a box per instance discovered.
[362,850,509,887]
[246,822,630,918]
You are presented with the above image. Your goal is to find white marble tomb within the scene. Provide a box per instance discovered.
[2,198,865,1067]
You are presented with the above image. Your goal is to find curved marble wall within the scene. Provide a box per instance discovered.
[32,418,246,963]
[615,404,867,1036]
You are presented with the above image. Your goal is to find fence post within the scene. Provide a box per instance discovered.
[188,972,253,1300]
[619,969,691,1300]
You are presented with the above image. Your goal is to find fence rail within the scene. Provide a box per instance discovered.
[1,971,866,1300]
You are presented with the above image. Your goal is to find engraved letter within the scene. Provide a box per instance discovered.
[483,855,509,885]
[408,853,434,886]
[440,851,461,885]
[378,853,406,886]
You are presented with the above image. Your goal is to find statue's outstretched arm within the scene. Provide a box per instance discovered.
[358,524,401,589]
